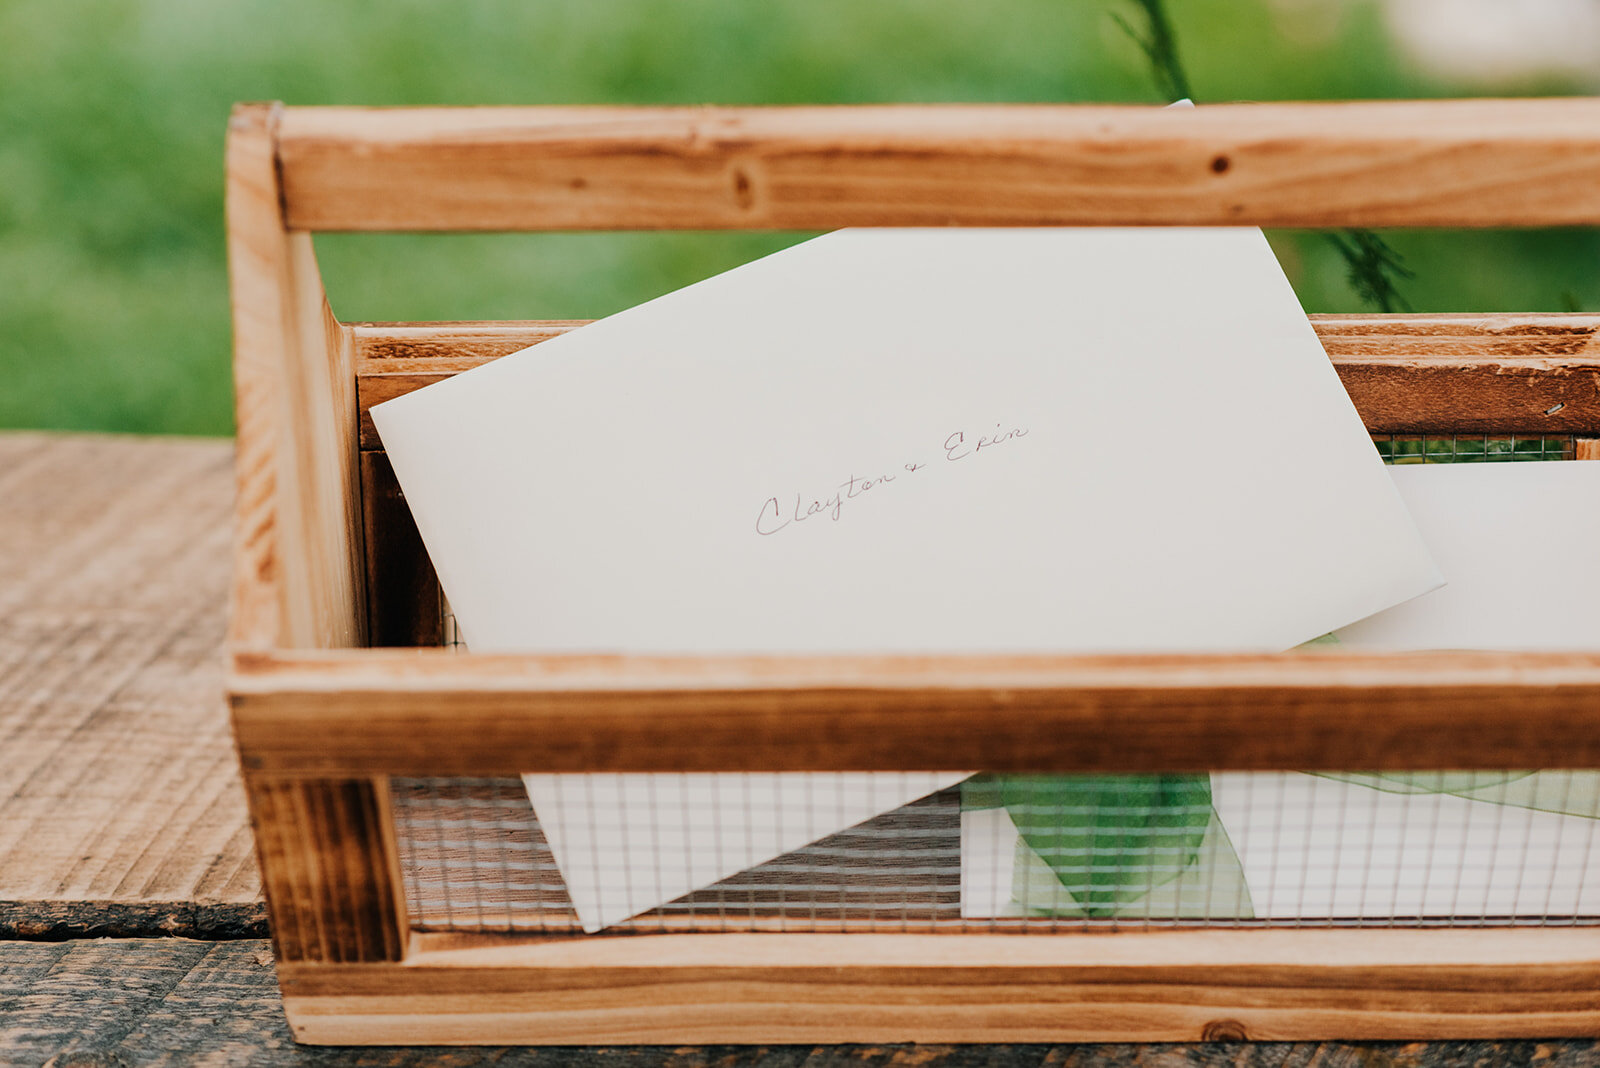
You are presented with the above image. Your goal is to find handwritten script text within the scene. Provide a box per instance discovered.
[755,422,1029,536]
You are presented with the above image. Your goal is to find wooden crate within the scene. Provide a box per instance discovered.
[226,99,1600,1045]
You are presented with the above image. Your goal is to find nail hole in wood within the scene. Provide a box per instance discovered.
[1211,155,1231,174]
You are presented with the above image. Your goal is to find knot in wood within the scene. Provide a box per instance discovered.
[1202,1018,1250,1041]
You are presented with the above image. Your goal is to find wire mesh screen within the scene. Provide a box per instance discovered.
[1373,434,1574,463]
[392,771,1600,933]
[396,435,1598,934]
[393,777,963,933]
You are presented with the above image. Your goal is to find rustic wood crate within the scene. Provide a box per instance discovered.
[226,99,1600,1045]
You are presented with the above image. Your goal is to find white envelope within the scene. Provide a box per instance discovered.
[1336,460,1600,649]
[962,460,1600,920]
[373,227,1442,932]
[377,228,1437,656]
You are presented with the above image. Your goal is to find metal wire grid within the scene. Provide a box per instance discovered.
[1373,434,1574,463]
[396,435,1595,934]
[391,772,1600,933]
[392,777,963,933]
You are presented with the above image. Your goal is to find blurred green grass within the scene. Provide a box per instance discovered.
[1,0,1595,436]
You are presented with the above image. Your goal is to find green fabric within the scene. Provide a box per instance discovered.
[963,773,1222,918]
[1316,771,1600,820]
[1006,809,1253,919]
[963,768,1600,918]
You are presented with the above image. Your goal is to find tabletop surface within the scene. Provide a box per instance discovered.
[1,429,1596,1066]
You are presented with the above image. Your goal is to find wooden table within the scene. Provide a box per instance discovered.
[2,430,1595,1066]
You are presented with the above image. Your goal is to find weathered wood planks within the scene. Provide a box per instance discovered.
[0,432,262,935]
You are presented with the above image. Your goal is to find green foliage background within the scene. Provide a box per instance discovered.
[2,0,1595,436]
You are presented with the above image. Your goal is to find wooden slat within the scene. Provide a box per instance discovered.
[352,314,1600,449]
[7,939,1591,1064]
[1323,313,1600,433]
[231,647,1600,776]
[277,100,1600,232]
[226,102,365,650]
[245,776,407,964]
[353,321,579,449]
[0,432,262,928]
[276,928,1600,1044]
[226,103,288,648]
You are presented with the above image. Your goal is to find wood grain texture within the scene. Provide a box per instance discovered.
[0,939,288,1067]
[275,929,1600,1045]
[226,102,365,651]
[352,314,1600,449]
[0,899,265,940]
[7,939,1596,1066]
[359,452,441,648]
[245,776,407,964]
[1322,313,1600,433]
[232,646,1600,776]
[0,432,261,929]
[353,320,583,449]
[276,100,1600,231]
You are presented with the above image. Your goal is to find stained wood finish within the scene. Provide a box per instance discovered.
[271,929,1600,1045]
[353,320,583,449]
[226,102,366,651]
[360,451,442,648]
[245,776,407,964]
[1324,313,1600,433]
[10,940,1598,1066]
[229,101,1600,1048]
[352,314,1600,449]
[231,647,1600,776]
[276,100,1600,231]
[0,432,262,929]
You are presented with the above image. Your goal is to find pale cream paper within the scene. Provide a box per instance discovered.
[374,227,1441,932]
[1337,460,1600,650]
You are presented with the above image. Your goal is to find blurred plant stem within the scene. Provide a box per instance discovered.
[1325,230,1415,312]
[1112,0,1412,313]
[1111,0,1191,101]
